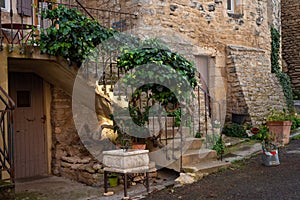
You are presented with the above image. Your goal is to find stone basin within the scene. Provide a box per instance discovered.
[103,149,149,170]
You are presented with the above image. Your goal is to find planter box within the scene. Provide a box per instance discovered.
[266,121,292,145]
[103,149,149,170]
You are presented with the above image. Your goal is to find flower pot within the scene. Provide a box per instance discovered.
[250,127,259,134]
[262,142,280,166]
[131,143,146,150]
[262,149,280,166]
[266,120,292,145]
[108,174,118,187]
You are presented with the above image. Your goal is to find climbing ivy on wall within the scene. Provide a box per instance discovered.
[270,27,294,110]
[271,27,280,73]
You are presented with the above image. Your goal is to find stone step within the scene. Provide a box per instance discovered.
[160,127,191,139]
[160,137,204,151]
[183,161,230,175]
[181,149,217,165]
[164,149,217,172]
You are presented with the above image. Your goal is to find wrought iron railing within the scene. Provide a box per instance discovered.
[80,56,222,170]
[0,86,15,184]
[0,0,136,52]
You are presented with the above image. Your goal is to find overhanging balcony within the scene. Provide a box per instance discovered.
[0,0,137,53]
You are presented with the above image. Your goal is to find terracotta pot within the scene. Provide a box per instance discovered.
[266,120,292,145]
[250,127,259,134]
[131,143,146,150]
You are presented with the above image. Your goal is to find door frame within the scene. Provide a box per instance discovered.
[9,72,52,178]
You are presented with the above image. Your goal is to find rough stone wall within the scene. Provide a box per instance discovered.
[120,0,284,125]
[51,86,103,186]
[226,45,286,125]
[282,0,300,92]
[267,0,281,31]
[126,0,272,53]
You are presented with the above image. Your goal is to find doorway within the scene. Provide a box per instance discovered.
[9,73,47,179]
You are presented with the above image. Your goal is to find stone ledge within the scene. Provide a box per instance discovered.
[227,45,265,53]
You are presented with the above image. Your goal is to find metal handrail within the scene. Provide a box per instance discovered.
[0,85,15,184]
[0,86,15,110]
[0,0,136,50]
[74,0,95,20]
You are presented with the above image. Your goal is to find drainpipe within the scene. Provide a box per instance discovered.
[9,0,13,52]
[0,6,3,51]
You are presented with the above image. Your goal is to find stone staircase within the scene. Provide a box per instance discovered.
[148,119,230,176]
[98,73,229,177]
[163,135,230,176]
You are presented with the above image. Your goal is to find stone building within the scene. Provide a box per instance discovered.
[282,0,300,93]
[127,0,285,124]
[0,0,287,187]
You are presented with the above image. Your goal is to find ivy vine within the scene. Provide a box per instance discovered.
[117,40,197,126]
[271,27,280,73]
[38,5,198,136]
[39,5,115,66]
[271,27,293,110]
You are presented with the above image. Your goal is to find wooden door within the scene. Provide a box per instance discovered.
[9,73,47,179]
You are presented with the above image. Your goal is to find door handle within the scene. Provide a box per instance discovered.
[41,115,46,124]
[26,117,35,122]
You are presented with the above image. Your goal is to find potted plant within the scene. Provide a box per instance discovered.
[266,109,293,146]
[108,173,119,187]
[252,126,280,166]
[261,135,280,166]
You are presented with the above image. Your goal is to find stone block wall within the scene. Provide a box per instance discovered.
[282,0,300,92]
[51,86,103,186]
[125,0,274,53]
[121,0,283,125]
[226,45,286,125]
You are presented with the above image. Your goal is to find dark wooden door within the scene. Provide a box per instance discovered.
[9,73,47,179]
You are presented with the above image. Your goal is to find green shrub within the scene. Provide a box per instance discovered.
[251,125,269,141]
[212,137,226,155]
[292,134,300,140]
[222,123,247,138]
[291,114,300,130]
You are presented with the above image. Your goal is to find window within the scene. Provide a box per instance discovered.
[0,0,10,10]
[227,0,234,13]
[17,0,33,16]
[227,0,243,17]
[0,0,5,8]
[17,91,31,107]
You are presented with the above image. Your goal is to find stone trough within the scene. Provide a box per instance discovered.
[103,149,149,172]
[102,149,150,198]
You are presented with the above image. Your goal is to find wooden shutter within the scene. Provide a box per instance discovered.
[17,0,33,17]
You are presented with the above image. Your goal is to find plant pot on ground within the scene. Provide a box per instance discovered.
[266,109,293,146]
[266,121,292,146]
[261,141,280,166]
[108,174,118,187]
